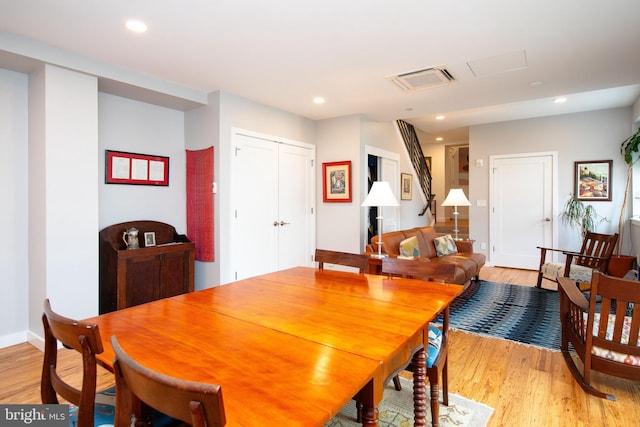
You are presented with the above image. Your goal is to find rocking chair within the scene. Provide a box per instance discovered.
[558,273,640,400]
[537,231,618,289]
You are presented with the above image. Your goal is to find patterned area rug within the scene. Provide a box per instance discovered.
[437,280,561,350]
[325,377,493,427]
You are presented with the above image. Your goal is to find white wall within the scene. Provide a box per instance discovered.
[470,107,633,263]
[0,69,29,347]
[316,115,362,254]
[27,65,100,348]
[98,93,187,231]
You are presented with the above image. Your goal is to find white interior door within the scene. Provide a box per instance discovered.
[490,153,555,269]
[232,131,314,281]
[277,143,314,270]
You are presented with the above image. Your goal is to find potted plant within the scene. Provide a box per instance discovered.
[561,193,606,240]
[610,128,640,276]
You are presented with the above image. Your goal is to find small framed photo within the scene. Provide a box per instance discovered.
[323,161,352,202]
[575,160,612,201]
[144,232,156,247]
[401,173,412,200]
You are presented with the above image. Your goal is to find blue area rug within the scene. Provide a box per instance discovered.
[436,280,561,351]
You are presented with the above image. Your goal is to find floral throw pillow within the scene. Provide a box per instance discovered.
[434,234,458,257]
[399,236,420,257]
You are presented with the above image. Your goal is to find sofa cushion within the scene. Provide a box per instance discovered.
[399,236,420,257]
[418,227,439,258]
[434,234,458,256]
[401,228,431,258]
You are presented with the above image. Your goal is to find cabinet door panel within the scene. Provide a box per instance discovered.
[125,256,160,307]
[160,251,190,298]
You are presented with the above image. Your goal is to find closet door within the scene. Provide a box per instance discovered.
[231,132,314,281]
[277,143,314,271]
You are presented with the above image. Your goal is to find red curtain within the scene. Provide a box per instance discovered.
[186,147,214,261]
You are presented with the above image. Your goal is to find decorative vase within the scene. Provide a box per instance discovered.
[606,254,635,277]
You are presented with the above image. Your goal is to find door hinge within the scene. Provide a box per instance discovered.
[310,159,314,167]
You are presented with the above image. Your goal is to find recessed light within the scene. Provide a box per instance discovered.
[435,115,445,120]
[126,19,148,33]
[313,97,325,104]
[554,97,567,104]
[436,137,443,141]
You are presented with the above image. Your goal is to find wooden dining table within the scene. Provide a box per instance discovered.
[85,266,463,427]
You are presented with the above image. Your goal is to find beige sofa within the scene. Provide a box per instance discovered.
[365,226,486,286]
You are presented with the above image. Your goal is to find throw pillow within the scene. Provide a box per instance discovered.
[399,236,420,257]
[434,234,458,257]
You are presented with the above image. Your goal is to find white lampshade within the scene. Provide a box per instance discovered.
[441,189,471,207]
[361,181,399,207]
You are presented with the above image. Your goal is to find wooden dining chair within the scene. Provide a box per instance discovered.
[314,248,369,273]
[537,231,618,290]
[558,273,640,400]
[111,336,226,427]
[41,299,116,427]
[382,257,457,427]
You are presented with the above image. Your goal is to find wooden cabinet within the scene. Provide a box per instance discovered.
[99,220,195,314]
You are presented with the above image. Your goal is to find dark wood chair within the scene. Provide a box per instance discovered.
[41,299,115,427]
[382,257,457,427]
[111,336,226,427]
[314,248,369,273]
[558,273,640,401]
[537,231,618,289]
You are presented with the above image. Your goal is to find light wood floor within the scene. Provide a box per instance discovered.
[1,267,638,426]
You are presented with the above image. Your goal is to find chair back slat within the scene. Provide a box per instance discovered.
[111,336,226,427]
[381,257,457,283]
[314,249,369,273]
[575,232,618,270]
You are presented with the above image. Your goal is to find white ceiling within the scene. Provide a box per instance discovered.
[1,0,639,142]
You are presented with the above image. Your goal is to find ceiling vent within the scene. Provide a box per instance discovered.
[388,66,457,92]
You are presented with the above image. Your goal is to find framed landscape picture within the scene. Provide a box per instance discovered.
[322,161,352,202]
[575,160,612,201]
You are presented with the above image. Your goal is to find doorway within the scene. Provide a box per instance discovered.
[230,130,315,281]
[363,146,399,251]
[490,152,556,269]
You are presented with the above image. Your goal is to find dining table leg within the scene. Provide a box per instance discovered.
[412,347,427,427]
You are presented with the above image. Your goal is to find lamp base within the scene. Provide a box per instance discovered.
[369,253,388,259]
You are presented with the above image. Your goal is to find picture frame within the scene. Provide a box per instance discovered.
[144,232,156,247]
[401,173,412,200]
[322,161,352,202]
[105,150,170,186]
[575,160,612,201]
[424,156,432,174]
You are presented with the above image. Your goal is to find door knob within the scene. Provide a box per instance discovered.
[279,221,291,226]
[543,218,551,222]
[273,221,279,227]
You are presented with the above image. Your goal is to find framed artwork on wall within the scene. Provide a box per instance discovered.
[575,160,612,201]
[105,150,169,186]
[401,173,412,200]
[323,161,352,202]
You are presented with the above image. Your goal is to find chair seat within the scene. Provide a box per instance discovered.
[426,325,442,368]
[541,262,593,283]
[583,312,640,366]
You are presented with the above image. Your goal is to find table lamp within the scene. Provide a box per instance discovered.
[441,188,471,240]
[362,181,399,258]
